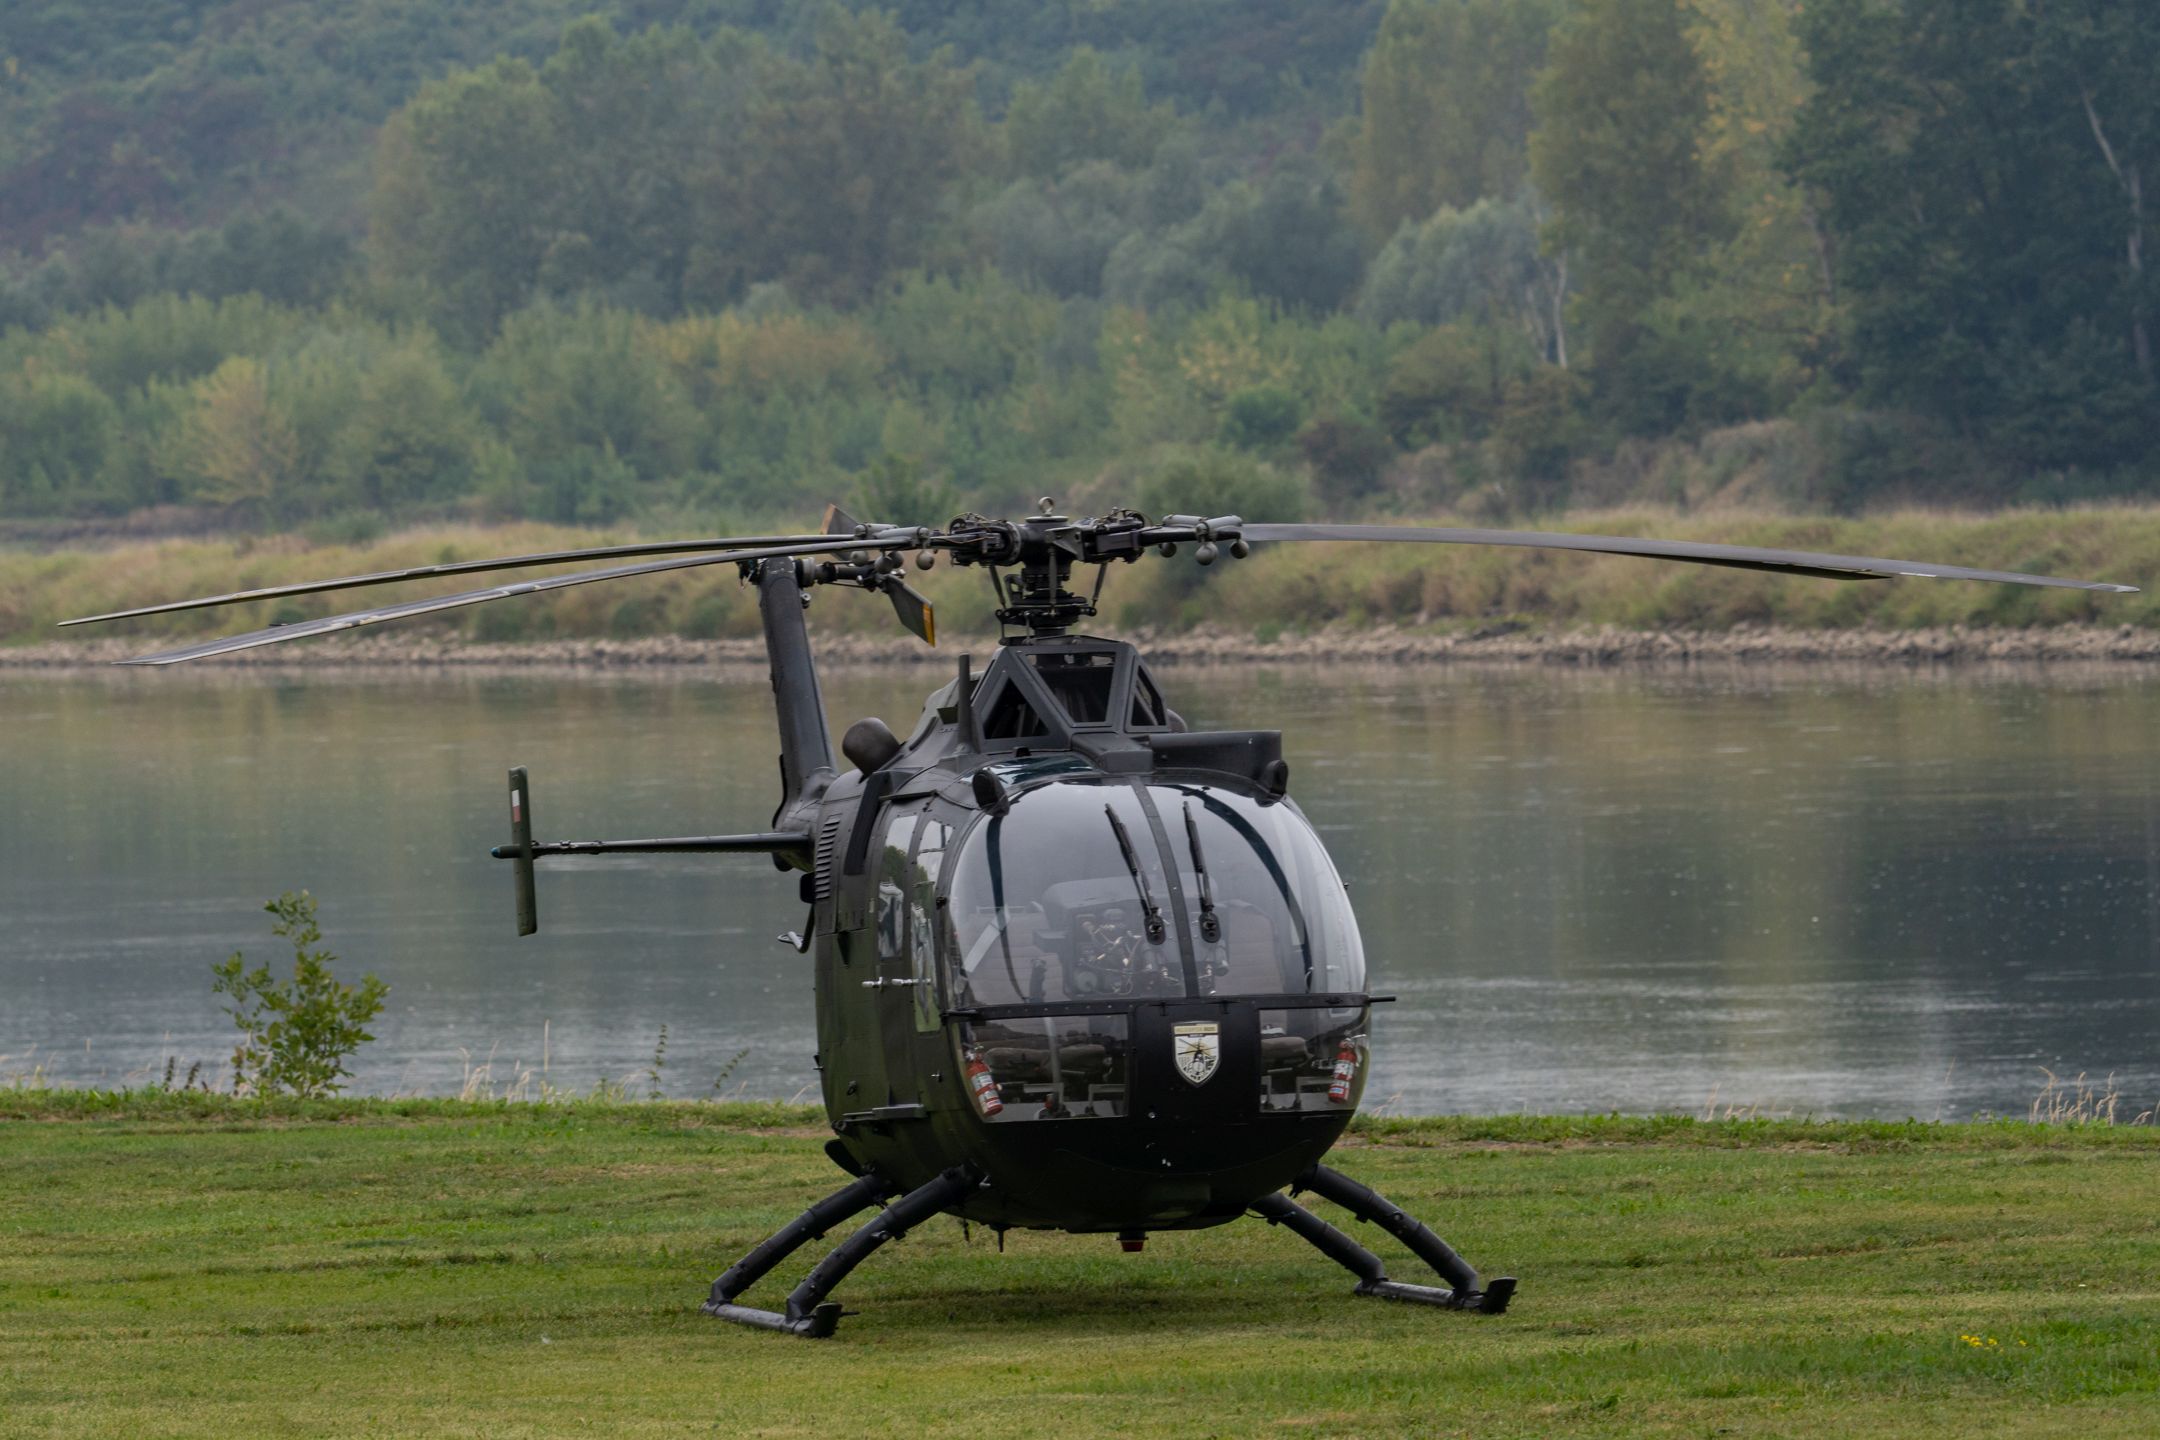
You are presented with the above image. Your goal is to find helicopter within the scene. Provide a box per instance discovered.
[64,502,2135,1337]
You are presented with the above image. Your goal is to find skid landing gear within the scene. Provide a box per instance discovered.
[1252,1162,1516,1315]
[703,1165,979,1337]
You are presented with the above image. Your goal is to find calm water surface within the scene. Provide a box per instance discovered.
[3,661,2155,1118]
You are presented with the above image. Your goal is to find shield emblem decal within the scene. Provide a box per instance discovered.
[1172,1021,1221,1087]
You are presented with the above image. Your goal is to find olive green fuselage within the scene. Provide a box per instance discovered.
[804,634,1373,1233]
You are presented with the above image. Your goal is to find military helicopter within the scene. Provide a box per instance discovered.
[66,503,2134,1337]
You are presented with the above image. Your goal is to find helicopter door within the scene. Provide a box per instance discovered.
[870,809,945,1109]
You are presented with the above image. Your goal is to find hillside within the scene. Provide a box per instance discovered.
[1,2,2156,542]
[0,1,1377,248]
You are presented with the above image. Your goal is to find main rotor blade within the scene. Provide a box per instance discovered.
[1237,523,2138,593]
[60,530,841,627]
[115,537,883,666]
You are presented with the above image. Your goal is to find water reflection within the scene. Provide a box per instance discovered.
[1,661,2153,1118]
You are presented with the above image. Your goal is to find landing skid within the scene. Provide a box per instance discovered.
[1252,1162,1517,1315]
[702,1166,978,1338]
[705,1159,1512,1338]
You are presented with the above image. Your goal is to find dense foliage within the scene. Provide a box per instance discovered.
[0,0,2155,534]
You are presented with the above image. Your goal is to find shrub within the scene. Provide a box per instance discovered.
[210,892,388,1098]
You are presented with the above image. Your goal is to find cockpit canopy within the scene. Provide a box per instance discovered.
[944,780,1365,1006]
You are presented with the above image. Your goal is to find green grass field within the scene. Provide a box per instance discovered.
[2,1096,2155,1438]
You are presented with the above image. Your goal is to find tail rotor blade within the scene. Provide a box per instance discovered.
[886,579,936,646]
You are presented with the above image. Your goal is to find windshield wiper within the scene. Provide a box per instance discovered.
[1182,801,1221,943]
[1102,804,1167,944]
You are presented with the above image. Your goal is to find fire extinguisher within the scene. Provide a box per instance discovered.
[965,1048,1003,1117]
[1327,1037,1361,1105]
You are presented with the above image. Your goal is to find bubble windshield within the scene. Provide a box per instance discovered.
[944,781,1365,1006]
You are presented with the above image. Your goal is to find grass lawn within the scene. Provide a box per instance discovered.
[1,1095,2155,1438]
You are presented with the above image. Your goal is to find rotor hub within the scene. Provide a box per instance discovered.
[938,507,1246,641]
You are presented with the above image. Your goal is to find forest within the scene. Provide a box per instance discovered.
[0,0,2154,535]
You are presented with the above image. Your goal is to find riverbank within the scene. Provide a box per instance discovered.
[2,1094,2155,1438]
[8,621,2160,669]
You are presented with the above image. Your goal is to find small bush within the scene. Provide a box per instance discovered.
[210,892,388,1098]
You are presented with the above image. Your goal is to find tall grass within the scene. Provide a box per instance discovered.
[2029,1069,2157,1126]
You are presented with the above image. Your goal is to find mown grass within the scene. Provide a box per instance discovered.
[4,507,2155,649]
[2,1093,2155,1438]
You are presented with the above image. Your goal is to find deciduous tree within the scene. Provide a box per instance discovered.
[1350,0,1567,240]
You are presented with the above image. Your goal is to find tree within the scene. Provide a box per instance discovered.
[1350,0,1568,239]
[472,301,701,523]
[1530,0,1733,430]
[1357,191,1570,364]
[1297,411,1394,502]
[179,355,296,514]
[328,336,481,511]
[976,162,1146,297]
[1001,47,1175,181]
[2036,2,2160,385]
[367,57,562,339]
[1785,0,2160,468]
[1379,321,1538,445]
[732,10,980,306]
[1105,160,1365,314]
[0,370,119,514]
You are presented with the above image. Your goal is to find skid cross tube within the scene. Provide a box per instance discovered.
[704,1166,979,1338]
[1252,1164,1516,1315]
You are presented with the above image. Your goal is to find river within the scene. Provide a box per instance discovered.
[3,660,2154,1119]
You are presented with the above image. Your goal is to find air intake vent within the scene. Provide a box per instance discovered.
[812,814,845,901]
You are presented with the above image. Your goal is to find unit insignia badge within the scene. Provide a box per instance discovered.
[1172,1021,1221,1086]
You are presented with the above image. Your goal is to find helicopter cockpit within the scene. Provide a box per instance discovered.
[940,778,1368,1122]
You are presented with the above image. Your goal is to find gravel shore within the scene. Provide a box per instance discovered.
[7,623,2160,670]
